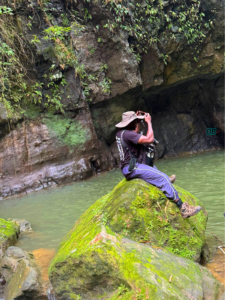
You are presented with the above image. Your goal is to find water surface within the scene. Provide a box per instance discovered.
[0,150,224,253]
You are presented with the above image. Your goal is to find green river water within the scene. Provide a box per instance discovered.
[0,150,224,254]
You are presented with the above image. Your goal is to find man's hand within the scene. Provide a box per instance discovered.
[136,111,151,122]
[144,113,151,123]
[136,111,144,116]
[137,112,154,144]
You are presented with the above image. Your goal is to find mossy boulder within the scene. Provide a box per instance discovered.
[49,179,223,299]
[0,218,20,258]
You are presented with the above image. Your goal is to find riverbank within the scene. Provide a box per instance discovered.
[0,147,223,201]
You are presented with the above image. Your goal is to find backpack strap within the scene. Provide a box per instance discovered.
[121,130,136,158]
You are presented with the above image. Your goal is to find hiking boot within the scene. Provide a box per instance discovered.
[180,202,202,219]
[169,174,176,183]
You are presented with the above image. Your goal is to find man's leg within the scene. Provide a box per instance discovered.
[128,163,179,201]
[123,163,201,218]
[153,165,176,183]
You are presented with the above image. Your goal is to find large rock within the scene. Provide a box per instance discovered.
[49,179,224,299]
[0,246,50,300]
[0,111,115,198]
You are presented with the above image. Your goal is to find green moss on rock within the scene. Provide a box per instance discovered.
[49,179,222,300]
[0,218,19,257]
[42,115,90,148]
[101,180,208,261]
[0,219,19,241]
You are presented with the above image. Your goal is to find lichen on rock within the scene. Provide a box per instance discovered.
[49,179,223,299]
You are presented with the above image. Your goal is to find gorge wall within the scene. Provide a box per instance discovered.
[0,0,224,198]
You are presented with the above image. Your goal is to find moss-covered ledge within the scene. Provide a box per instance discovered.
[0,218,20,259]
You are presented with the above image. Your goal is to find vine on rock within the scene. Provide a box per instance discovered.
[100,0,214,62]
[0,0,215,119]
[0,6,41,119]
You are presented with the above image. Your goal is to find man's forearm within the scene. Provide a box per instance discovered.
[146,121,154,142]
[138,121,154,144]
[137,112,154,144]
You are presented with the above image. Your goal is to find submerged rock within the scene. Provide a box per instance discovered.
[32,248,57,300]
[9,218,33,233]
[32,248,56,283]
[206,248,225,286]
[49,179,223,299]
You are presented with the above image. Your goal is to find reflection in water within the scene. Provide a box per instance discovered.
[0,150,223,256]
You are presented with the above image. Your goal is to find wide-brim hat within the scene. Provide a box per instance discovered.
[115,111,145,128]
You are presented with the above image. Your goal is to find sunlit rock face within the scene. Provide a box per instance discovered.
[0,0,224,197]
[49,179,224,300]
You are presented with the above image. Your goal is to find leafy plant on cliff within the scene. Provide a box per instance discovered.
[99,0,214,64]
[0,5,70,117]
[42,19,111,102]
[99,78,112,94]
[0,2,102,117]
[0,0,215,117]
[0,6,41,118]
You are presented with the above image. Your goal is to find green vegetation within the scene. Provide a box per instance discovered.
[0,218,19,245]
[42,115,90,147]
[0,6,40,119]
[100,0,214,62]
[104,180,207,260]
[0,0,215,119]
[0,1,111,119]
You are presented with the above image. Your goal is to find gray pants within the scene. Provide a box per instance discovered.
[122,163,179,201]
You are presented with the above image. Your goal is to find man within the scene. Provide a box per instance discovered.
[115,111,202,219]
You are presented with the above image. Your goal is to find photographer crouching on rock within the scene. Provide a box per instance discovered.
[115,111,201,219]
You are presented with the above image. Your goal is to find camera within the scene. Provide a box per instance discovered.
[137,111,146,116]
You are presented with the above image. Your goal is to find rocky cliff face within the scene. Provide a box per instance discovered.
[0,110,115,198]
[0,0,224,198]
